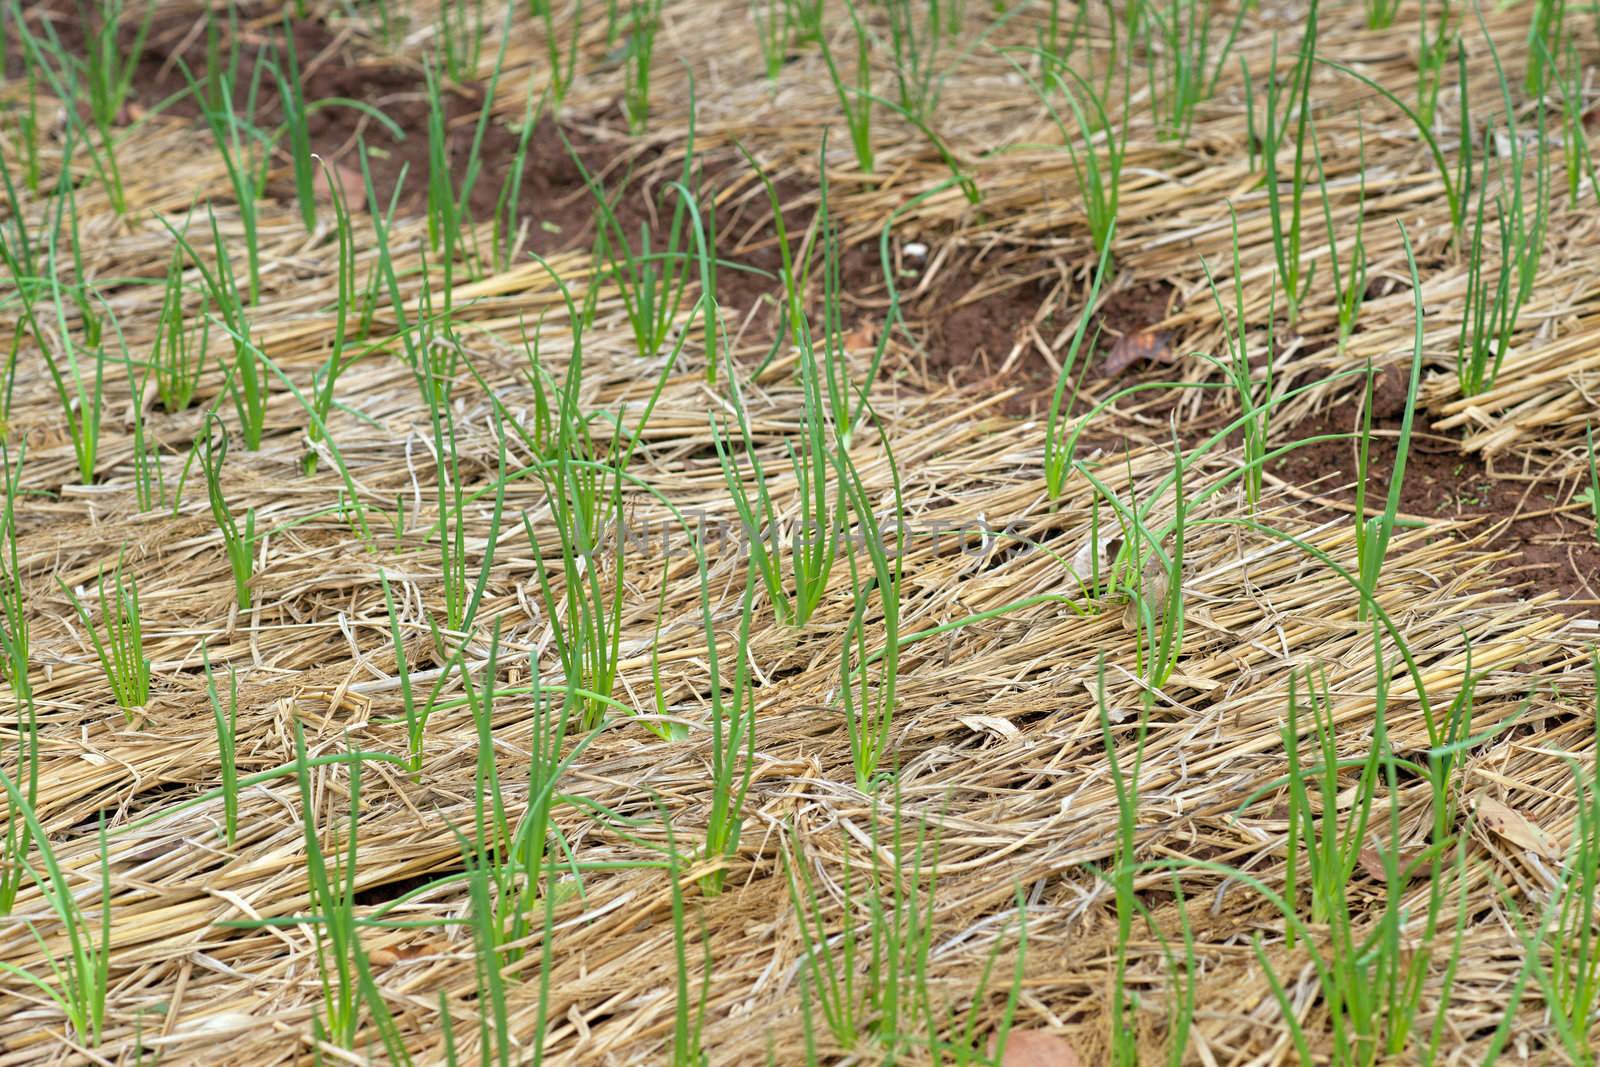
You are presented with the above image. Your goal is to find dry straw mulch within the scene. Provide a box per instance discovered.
[0,0,1597,1064]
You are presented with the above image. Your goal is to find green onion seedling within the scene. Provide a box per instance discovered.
[287,725,408,1055]
[201,640,239,846]
[1454,21,1549,397]
[1310,113,1368,354]
[573,83,703,363]
[752,0,792,81]
[60,549,148,716]
[199,416,257,611]
[151,240,210,415]
[1142,0,1246,144]
[818,3,875,173]
[0,445,35,918]
[1045,224,1115,499]
[1354,223,1425,622]
[0,789,112,1047]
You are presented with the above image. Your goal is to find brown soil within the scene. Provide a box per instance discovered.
[1271,400,1600,613]
[893,251,1176,417]
[17,1,657,253]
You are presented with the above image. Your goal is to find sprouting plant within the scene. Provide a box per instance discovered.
[575,94,702,363]
[1272,660,1420,1063]
[836,411,904,791]
[422,21,517,294]
[83,0,153,132]
[883,0,946,123]
[367,209,504,650]
[506,258,688,733]
[305,157,357,476]
[445,621,624,1065]
[1311,112,1368,353]
[1115,437,1188,690]
[523,391,623,733]
[436,0,486,83]
[818,4,875,173]
[38,148,109,486]
[654,805,713,1067]
[377,570,428,774]
[60,550,148,715]
[689,554,761,896]
[1525,0,1565,96]
[785,785,1025,1060]
[457,659,544,1067]
[752,0,792,80]
[288,726,408,1055]
[714,320,842,628]
[625,0,664,133]
[1455,31,1550,397]
[182,44,273,304]
[1354,223,1425,622]
[160,206,266,449]
[1023,52,1129,261]
[536,0,582,103]
[199,3,233,116]
[351,0,401,45]
[1199,206,1275,511]
[0,445,35,918]
[1550,34,1600,208]
[786,797,930,1056]
[1364,0,1402,29]
[199,416,257,612]
[1257,2,1320,325]
[1513,651,1600,1061]
[0,798,112,1047]
[6,10,125,211]
[1416,0,1455,131]
[272,13,317,232]
[201,641,239,847]
[1095,653,1153,1067]
[786,0,822,43]
[491,86,546,273]
[1283,664,1373,930]
[1044,227,1115,499]
[1037,0,1090,67]
[15,55,44,193]
[151,241,210,414]
[130,434,169,527]
[427,346,507,646]
[1141,0,1246,144]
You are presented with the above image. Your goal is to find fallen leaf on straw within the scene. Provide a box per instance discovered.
[1357,845,1426,883]
[844,324,877,351]
[1473,795,1560,859]
[1101,329,1174,377]
[989,1030,1085,1067]
[1121,555,1170,632]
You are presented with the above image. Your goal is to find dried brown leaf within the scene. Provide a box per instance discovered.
[1357,845,1426,883]
[989,1030,1085,1067]
[1120,555,1170,632]
[843,324,877,351]
[1473,795,1560,859]
[1101,329,1174,377]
